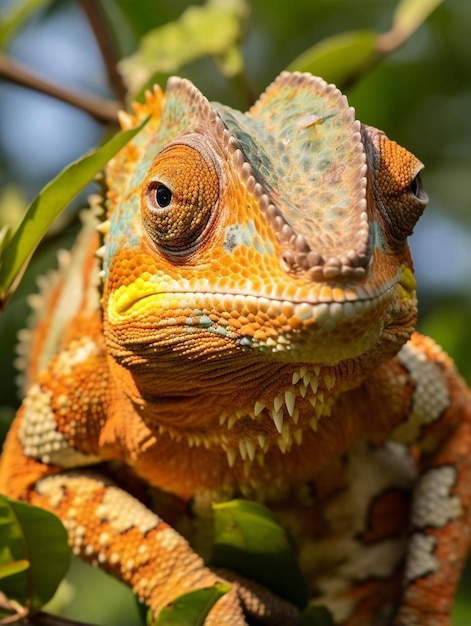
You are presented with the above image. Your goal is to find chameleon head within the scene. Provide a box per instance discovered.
[103,72,427,431]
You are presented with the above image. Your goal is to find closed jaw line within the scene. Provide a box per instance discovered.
[164,286,393,328]
[112,278,396,326]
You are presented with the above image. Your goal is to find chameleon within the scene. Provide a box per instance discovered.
[1,70,471,625]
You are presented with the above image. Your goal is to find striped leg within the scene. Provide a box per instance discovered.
[28,472,300,625]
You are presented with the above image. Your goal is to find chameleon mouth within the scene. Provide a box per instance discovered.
[111,273,397,324]
[107,273,412,468]
[109,282,400,369]
[173,289,390,328]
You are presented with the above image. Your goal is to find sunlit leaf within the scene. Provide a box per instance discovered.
[0,0,51,49]
[0,118,148,309]
[211,499,309,609]
[0,495,71,613]
[119,0,248,95]
[377,0,444,52]
[0,559,29,580]
[393,0,444,40]
[153,582,230,626]
[0,185,27,232]
[287,30,377,89]
[0,227,9,261]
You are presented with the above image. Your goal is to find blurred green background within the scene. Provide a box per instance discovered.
[0,0,470,623]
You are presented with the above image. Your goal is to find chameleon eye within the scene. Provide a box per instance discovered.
[155,184,172,208]
[141,141,219,254]
[369,131,428,242]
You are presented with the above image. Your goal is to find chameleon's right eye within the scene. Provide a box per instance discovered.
[141,140,220,254]
[368,130,428,243]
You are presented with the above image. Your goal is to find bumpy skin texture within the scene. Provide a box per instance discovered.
[1,72,471,625]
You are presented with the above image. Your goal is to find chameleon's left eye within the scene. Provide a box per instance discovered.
[154,184,172,208]
[141,141,219,254]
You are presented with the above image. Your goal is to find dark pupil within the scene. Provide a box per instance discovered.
[156,184,172,208]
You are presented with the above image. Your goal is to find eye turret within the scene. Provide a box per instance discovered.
[365,127,428,243]
[141,140,220,254]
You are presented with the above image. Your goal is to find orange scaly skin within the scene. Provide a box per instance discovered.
[1,72,471,625]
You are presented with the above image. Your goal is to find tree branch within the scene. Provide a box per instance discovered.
[0,54,120,125]
[78,0,127,103]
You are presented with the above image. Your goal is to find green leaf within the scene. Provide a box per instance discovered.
[287,30,378,88]
[211,499,309,609]
[0,118,148,309]
[0,494,71,613]
[288,0,443,86]
[153,582,230,626]
[105,1,180,44]
[0,0,51,50]
[119,0,248,95]
[302,605,335,626]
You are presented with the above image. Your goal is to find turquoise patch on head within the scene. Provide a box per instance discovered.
[370,221,386,251]
[223,221,274,256]
[223,224,243,253]
[199,315,212,326]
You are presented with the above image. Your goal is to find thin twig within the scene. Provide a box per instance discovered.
[377,24,413,55]
[0,593,100,626]
[0,592,28,625]
[78,0,127,103]
[0,54,120,124]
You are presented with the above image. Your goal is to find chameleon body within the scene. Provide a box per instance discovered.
[1,72,471,625]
